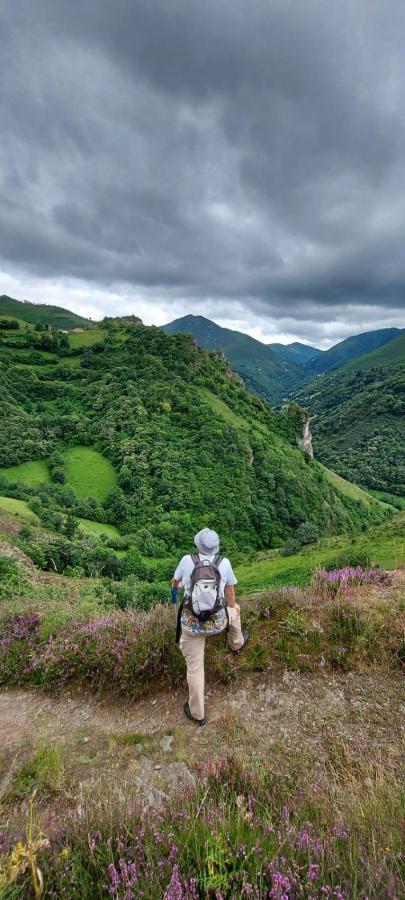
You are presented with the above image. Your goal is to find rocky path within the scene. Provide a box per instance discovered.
[1,671,403,806]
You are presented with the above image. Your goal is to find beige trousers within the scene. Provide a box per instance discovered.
[179,607,245,721]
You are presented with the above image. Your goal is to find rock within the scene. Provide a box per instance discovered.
[160,735,174,752]
[138,756,153,774]
[162,762,197,791]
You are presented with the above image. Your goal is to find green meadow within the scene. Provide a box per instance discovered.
[78,518,120,539]
[0,495,39,522]
[62,446,117,501]
[0,459,50,487]
[68,328,105,349]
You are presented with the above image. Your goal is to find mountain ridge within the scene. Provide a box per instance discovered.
[303,327,403,375]
[162,314,300,402]
[268,341,321,363]
[0,294,92,330]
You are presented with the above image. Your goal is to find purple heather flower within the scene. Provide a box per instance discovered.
[163,864,186,900]
[307,864,320,882]
[332,823,349,840]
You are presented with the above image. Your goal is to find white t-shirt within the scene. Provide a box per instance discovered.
[173,553,237,598]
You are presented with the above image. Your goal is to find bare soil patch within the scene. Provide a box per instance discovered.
[1,669,403,841]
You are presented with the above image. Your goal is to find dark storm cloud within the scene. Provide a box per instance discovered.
[1,0,405,340]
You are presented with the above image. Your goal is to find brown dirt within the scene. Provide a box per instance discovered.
[0,669,403,839]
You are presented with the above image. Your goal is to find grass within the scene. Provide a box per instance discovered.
[1,565,402,695]
[198,387,281,441]
[0,497,39,523]
[197,388,249,430]
[78,518,120,539]
[0,460,50,488]
[343,330,405,371]
[63,446,117,502]
[0,315,34,332]
[0,751,402,898]
[8,744,65,800]
[0,347,57,362]
[236,513,404,592]
[68,328,105,349]
[364,487,405,510]
[57,355,83,368]
[318,462,390,507]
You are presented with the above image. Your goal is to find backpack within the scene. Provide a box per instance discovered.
[185,553,224,622]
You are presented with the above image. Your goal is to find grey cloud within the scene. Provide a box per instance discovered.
[0,0,404,342]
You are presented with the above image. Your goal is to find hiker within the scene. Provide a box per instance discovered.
[172,528,249,726]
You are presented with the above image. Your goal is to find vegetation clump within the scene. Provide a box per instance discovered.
[0,755,402,899]
[0,563,402,696]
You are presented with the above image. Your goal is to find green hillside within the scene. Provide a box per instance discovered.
[163,314,300,403]
[304,327,402,375]
[0,495,39,522]
[0,294,92,330]
[268,341,321,363]
[343,330,405,372]
[0,321,390,562]
[294,363,405,496]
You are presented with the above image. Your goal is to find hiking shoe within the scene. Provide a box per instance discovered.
[231,629,250,655]
[183,702,206,727]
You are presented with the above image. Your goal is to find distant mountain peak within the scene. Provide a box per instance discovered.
[163,315,300,403]
[304,327,403,375]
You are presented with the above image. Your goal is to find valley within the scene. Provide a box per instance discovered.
[0,297,404,899]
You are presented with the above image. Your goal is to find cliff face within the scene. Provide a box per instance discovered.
[297,415,314,458]
[281,402,314,458]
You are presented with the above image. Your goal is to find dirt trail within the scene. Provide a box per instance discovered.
[0,671,404,838]
[1,669,403,761]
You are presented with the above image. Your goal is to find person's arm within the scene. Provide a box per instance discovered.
[171,558,185,603]
[224,559,239,612]
[224,584,240,613]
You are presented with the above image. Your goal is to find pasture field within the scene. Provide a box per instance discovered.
[57,355,82,367]
[0,314,34,332]
[68,328,105,349]
[63,446,117,501]
[0,496,39,522]
[0,346,57,362]
[0,459,50,487]
[78,518,120,538]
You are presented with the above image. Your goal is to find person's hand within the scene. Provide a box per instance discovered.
[234,603,241,614]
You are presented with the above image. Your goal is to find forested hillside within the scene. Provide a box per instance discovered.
[0,319,389,570]
[295,363,405,497]
[163,314,300,402]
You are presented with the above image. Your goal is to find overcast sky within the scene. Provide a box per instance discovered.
[1,1,405,348]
